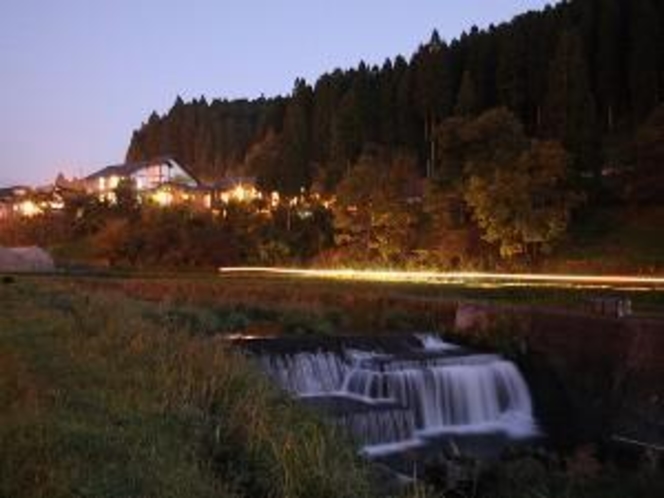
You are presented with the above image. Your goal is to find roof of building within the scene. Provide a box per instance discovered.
[0,186,31,200]
[84,156,201,186]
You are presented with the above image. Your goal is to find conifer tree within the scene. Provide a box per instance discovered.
[543,29,599,179]
[629,0,661,122]
[497,26,528,120]
[455,70,479,117]
[280,79,313,194]
[596,0,623,129]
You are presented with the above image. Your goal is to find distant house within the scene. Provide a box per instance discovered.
[0,187,16,219]
[0,185,59,218]
[82,156,201,202]
[208,177,261,207]
[145,181,212,209]
[54,158,264,211]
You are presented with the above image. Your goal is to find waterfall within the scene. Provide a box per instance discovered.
[259,351,346,394]
[256,334,539,456]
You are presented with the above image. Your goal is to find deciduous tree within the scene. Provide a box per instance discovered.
[464,140,580,260]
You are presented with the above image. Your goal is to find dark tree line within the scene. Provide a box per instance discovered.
[127,0,664,200]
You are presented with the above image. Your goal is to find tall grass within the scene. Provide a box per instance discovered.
[0,279,384,498]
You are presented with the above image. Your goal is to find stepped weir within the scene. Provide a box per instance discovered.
[240,334,539,463]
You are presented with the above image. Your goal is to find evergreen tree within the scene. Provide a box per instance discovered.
[394,56,420,153]
[543,29,599,179]
[596,0,623,129]
[311,72,344,166]
[455,70,479,117]
[378,59,398,146]
[330,89,362,173]
[497,24,528,120]
[412,31,453,177]
[280,79,314,194]
[629,0,661,122]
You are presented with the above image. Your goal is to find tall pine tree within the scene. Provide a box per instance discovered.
[543,29,599,180]
[629,0,661,123]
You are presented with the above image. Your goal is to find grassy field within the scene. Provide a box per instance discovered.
[70,271,664,325]
[1,275,661,498]
[0,277,391,498]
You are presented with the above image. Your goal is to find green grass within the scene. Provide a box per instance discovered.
[108,271,664,319]
[0,279,384,498]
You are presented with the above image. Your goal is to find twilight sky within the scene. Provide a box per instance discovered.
[0,0,553,186]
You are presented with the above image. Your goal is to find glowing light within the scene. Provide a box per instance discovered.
[15,200,42,217]
[218,267,664,290]
[218,184,260,204]
[109,175,120,189]
[152,190,172,206]
[233,185,247,202]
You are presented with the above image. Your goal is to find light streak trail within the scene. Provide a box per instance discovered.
[218,267,664,290]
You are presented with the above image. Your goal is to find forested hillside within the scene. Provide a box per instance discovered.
[127,0,664,197]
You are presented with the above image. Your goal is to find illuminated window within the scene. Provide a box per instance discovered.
[152,190,172,206]
[16,200,42,217]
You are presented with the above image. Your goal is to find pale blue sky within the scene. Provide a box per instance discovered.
[0,0,554,186]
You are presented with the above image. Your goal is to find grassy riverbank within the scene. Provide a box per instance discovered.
[0,277,385,498]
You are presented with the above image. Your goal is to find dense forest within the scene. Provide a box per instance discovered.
[127,0,664,198]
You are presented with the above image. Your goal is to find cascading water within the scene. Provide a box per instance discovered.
[256,334,539,458]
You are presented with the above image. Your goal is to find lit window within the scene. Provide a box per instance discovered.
[17,200,42,217]
[152,190,172,206]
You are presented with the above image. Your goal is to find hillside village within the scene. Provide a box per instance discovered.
[0,157,270,220]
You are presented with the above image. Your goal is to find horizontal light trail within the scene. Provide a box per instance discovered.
[218,267,664,290]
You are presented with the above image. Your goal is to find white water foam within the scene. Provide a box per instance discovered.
[258,336,539,455]
[415,333,459,351]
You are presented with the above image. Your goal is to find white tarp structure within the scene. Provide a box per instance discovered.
[0,246,55,272]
